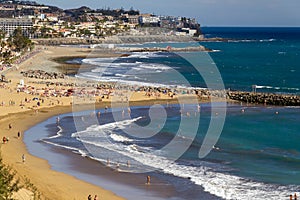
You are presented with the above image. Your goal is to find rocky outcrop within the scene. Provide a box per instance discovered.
[193,37,231,42]
[227,91,300,106]
[33,38,104,45]
[21,70,65,79]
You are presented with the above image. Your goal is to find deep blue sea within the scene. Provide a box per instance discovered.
[201,27,300,93]
[25,27,300,200]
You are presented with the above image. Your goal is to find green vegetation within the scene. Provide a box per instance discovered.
[9,27,33,52]
[0,27,34,64]
[0,153,22,200]
[23,177,41,200]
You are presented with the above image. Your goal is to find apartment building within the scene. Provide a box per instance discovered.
[0,17,33,37]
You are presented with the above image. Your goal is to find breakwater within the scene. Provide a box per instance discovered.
[32,35,193,46]
[96,45,208,52]
[21,70,65,79]
[33,38,104,45]
[227,91,300,106]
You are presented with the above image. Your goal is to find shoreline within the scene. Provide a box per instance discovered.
[0,45,225,199]
[1,99,181,199]
[2,42,296,199]
[1,96,220,199]
[24,101,226,200]
[0,104,125,200]
[23,102,179,200]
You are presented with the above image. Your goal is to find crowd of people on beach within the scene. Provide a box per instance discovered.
[23,78,227,103]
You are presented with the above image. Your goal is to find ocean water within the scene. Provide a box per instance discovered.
[25,104,300,199]
[201,27,300,93]
[76,27,300,94]
[76,51,222,90]
[25,27,300,200]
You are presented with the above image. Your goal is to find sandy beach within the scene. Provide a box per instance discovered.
[0,46,129,200]
[0,45,220,200]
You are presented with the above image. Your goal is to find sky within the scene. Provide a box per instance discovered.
[36,0,300,27]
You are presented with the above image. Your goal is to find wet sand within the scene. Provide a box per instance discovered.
[0,45,226,199]
[0,105,124,200]
[24,103,179,200]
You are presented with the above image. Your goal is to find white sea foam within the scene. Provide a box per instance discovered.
[76,73,197,90]
[255,85,300,91]
[109,134,133,142]
[228,39,276,43]
[44,115,298,200]
[211,49,221,52]
[229,39,256,43]
[82,57,116,64]
[76,50,206,91]
[88,136,297,199]
[115,74,132,78]
[69,116,298,200]
[87,59,171,82]
[71,117,142,138]
[47,125,63,139]
[127,52,167,58]
[42,139,88,157]
[138,63,172,71]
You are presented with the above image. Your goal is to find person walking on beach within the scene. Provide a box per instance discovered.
[22,154,25,163]
[295,193,298,200]
[17,131,20,139]
[94,195,98,200]
[88,194,92,200]
[146,175,151,185]
[127,160,130,168]
[2,136,7,144]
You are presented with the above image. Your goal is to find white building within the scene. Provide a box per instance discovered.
[139,16,160,26]
[0,18,33,37]
[181,28,197,36]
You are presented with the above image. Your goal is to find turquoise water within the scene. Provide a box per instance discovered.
[26,103,300,199]
[202,27,300,93]
[204,105,300,184]
[25,28,300,199]
[78,27,300,94]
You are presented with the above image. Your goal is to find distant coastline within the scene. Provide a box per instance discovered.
[32,34,233,45]
[32,34,195,45]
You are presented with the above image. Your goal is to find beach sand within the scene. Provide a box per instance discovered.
[0,45,127,199]
[1,105,126,200]
[0,45,226,199]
